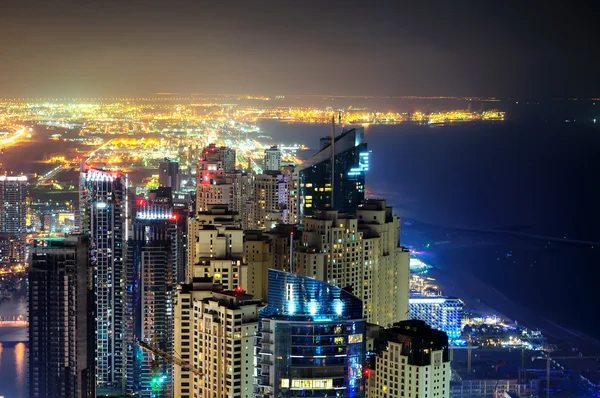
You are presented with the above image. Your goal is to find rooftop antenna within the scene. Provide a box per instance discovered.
[330,115,335,209]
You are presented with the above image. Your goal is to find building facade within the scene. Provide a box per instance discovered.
[187,204,244,289]
[366,320,450,398]
[28,235,95,398]
[126,201,180,395]
[0,175,28,234]
[409,296,464,340]
[173,280,260,398]
[296,127,368,222]
[263,146,281,171]
[255,270,366,398]
[292,199,410,327]
[159,159,179,190]
[79,167,127,393]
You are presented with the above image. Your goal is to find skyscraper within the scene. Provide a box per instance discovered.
[366,320,450,398]
[28,235,95,398]
[252,171,286,230]
[126,199,180,395]
[158,159,180,191]
[0,175,27,234]
[296,127,368,222]
[263,145,281,171]
[173,278,224,398]
[186,204,244,288]
[196,144,237,214]
[292,199,410,326]
[255,269,366,398]
[79,166,127,393]
[174,284,261,398]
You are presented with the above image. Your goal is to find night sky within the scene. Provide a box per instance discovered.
[0,0,598,98]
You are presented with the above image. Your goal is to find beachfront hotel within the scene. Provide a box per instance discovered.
[409,295,464,340]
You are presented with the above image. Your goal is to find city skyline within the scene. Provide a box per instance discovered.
[0,0,598,396]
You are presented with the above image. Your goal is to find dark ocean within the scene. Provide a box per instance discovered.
[260,102,600,345]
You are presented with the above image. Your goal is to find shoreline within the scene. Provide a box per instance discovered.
[412,250,600,354]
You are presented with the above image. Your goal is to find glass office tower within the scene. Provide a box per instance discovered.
[296,127,368,221]
[255,270,366,398]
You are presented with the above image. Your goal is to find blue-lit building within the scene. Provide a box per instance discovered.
[296,127,368,221]
[255,269,366,397]
[409,295,464,340]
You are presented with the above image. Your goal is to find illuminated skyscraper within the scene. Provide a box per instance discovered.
[186,204,244,288]
[254,270,366,398]
[28,235,95,398]
[174,283,260,398]
[296,127,368,222]
[263,145,281,171]
[0,175,28,234]
[252,171,287,230]
[126,199,180,396]
[293,199,410,327]
[79,166,127,393]
[196,144,237,213]
[366,320,450,398]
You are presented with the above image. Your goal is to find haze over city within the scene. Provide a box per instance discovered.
[0,0,599,98]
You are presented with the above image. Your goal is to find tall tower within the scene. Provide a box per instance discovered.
[79,166,127,393]
[0,175,27,233]
[186,204,244,287]
[174,286,260,398]
[196,144,237,214]
[126,199,180,396]
[255,270,366,398]
[296,127,368,223]
[28,235,95,398]
[292,199,410,326]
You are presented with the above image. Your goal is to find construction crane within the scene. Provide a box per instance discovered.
[533,354,600,398]
[134,337,205,377]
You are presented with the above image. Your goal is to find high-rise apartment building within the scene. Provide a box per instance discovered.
[79,166,127,393]
[253,171,286,230]
[28,235,95,398]
[282,166,299,225]
[241,230,272,301]
[296,127,368,222]
[159,159,180,190]
[263,146,281,171]
[186,204,244,288]
[366,320,450,398]
[173,279,260,398]
[196,144,237,213]
[292,199,409,326]
[357,199,410,326]
[173,278,223,398]
[126,200,180,395]
[0,175,28,234]
[255,269,366,398]
[409,295,464,340]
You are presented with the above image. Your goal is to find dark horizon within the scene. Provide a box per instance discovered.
[0,0,598,99]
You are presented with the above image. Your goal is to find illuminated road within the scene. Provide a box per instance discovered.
[35,164,73,187]
[0,125,27,147]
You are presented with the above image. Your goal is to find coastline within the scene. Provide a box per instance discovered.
[410,242,600,355]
